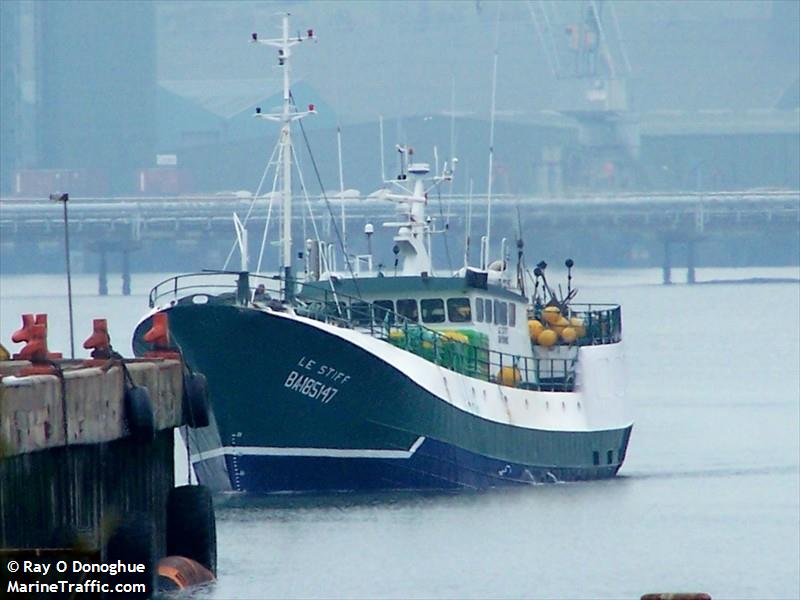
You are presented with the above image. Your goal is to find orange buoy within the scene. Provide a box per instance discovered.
[157,556,215,591]
[542,306,561,325]
[537,329,558,347]
[561,326,577,343]
[552,316,569,336]
[528,319,544,341]
[497,366,521,386]
[569,317,586,338]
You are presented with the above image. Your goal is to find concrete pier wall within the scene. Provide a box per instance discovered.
[0,359,183,557]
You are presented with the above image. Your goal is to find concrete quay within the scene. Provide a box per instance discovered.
[0,358,182,456]
[0,320,216,596]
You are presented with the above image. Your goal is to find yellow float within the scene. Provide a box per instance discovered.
[542,306,561,324]
[528,319,544,341]
[569,317,586,338]
[537,329,558,347]
[560,326,577,343]
[497,366,521,386]
[552,316,569,336]
[441,330,469,344]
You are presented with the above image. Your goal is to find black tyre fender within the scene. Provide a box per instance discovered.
[183,372,210,428]
[104,511,156,597]
[166,484,217,574]
[125,385,155,440]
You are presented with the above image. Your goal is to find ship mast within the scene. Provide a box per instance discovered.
[252,15,316,299]
[484,12,500,270]
[372,147,456,277]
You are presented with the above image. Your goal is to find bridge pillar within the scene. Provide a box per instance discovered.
[662,240,672,285]
[98,251,108,296]
[686,240,696,284]
[122,250,131,296]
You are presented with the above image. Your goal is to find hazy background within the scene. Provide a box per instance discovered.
[1,2,798,277]
[2,0,798,196]
[0,6,798,596]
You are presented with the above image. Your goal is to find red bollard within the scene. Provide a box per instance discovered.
[83,318,111,359]
[15,324,48,361]
[144,312,180,360]
[12,314,62,363]
[13,313,62,375]
[144,312,170,348]
[11,314,35,344]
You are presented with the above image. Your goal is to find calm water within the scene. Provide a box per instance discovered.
[1,267,798,599]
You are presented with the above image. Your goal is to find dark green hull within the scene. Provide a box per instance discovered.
[133,303,631,493]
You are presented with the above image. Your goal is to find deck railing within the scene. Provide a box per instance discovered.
[533,305,623,346]
[148,271,622,392]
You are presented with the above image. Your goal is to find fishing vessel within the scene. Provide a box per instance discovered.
[132,16,631,493]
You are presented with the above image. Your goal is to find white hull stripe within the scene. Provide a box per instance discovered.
[190,436,427,464]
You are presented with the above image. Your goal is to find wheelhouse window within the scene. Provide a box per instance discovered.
[447,298,472,323]
[475,298,484,322]
[373,300,394,325]
[484,298,493,323]
[494,300,508,326]
[396,299,418,322]
[421,298,445,323]
[509,303,516,327]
